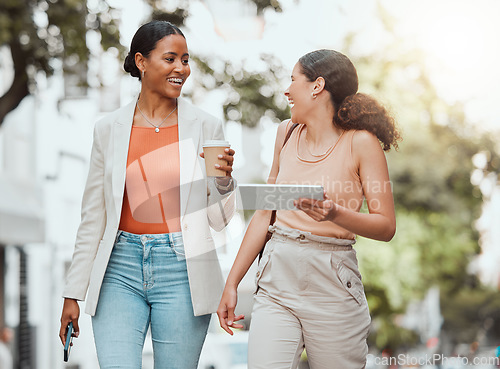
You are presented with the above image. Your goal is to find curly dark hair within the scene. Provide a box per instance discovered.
[336,93,400,151]
[299,49,401,151]
[123,20,185,81]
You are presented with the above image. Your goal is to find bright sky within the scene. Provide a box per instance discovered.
[384,0,500,133]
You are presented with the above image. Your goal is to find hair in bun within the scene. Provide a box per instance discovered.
[123,20,185,81]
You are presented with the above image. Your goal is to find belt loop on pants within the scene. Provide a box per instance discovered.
[114,230,123,243]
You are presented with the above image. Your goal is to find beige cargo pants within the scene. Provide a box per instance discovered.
[248,225,371,369]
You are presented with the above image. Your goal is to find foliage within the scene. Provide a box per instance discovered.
[346,5,500,351]
[251,0,283,14]
[139,0,290,128]
[441,286,500,345]
[144,0,190,26]
[365,285,420,351]
[149,0,289,127]
[0,0,122,124]
[191,54,290,127]
[0,0,286,128]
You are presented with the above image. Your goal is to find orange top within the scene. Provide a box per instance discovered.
[119,125,181,234]
[276,123,363,239]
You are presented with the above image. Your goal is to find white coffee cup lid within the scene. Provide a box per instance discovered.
[203,140,230,148]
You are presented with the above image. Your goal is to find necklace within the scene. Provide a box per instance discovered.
[136,98,177,133]
[305,130,345,157]
[297,126,345,163]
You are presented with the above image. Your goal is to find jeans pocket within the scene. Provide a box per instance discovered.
[171,235,186,261]
[335,259,364,305]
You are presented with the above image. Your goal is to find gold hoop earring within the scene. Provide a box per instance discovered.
[311,92,317,99]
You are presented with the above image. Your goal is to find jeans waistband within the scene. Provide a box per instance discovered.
[116,230,183,245]
[269,224,355,250]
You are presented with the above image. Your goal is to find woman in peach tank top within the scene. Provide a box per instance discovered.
[218,50,401,368]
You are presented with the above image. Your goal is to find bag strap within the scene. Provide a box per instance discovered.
[283,122,299,149]
[269,122,299,225]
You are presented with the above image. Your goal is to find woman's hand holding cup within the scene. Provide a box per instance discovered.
[201,140,234,177]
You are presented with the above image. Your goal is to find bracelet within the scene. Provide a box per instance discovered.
[215,177,234,191]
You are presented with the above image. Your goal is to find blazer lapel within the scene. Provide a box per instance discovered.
[178,97,202,219]
[112,100,136,218]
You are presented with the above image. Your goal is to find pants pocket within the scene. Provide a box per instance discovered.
[255,243,273,294]
[335,259,365,305]
[171,235,186,261]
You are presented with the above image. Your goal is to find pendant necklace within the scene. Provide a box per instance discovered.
[136,98,177,133]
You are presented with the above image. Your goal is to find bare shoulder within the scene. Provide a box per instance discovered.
[351,130,385,163]
[352,129,379,146]
[352,130,383,152]
[268,119,292,183]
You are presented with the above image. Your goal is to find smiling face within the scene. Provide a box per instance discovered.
[139,34,190,99]
[284,62,315,123]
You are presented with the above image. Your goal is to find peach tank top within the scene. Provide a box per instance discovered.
[276,123,363,239]
[119,125,181,234]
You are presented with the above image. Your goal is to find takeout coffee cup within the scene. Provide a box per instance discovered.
[203,140,231,177]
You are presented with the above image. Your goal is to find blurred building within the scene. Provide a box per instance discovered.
[0,46,46,369]
[0,46,103,368]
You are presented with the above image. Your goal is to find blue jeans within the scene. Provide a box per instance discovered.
[92,231,211,369]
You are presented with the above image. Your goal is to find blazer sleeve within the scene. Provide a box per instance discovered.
[206,119,236,232]
[62,123,107,300]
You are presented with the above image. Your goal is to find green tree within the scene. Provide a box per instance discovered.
[0,0,286,127]
[345,4,500,350]
[0,0,121,125]
[144,0,288,127]
[192,54,289,128]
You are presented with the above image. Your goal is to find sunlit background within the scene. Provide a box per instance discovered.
[1,0,499,368]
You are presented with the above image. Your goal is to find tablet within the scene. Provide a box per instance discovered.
[237,184,324,210]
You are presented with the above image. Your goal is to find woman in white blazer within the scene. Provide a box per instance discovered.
[58,21,237,369]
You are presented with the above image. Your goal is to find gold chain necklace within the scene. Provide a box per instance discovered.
[296,126,345,163]
[305,130,345,157]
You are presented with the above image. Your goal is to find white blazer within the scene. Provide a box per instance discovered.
[63,97,235,316]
